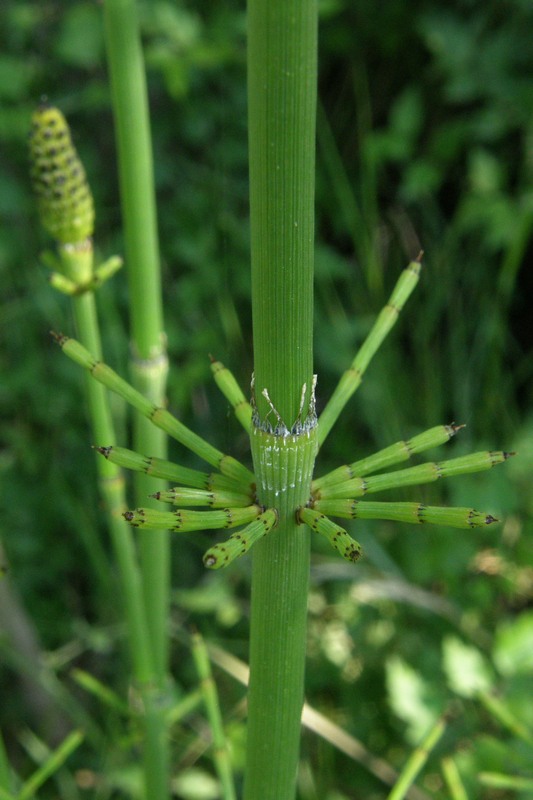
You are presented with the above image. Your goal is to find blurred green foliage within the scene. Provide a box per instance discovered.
[1,1,533,798]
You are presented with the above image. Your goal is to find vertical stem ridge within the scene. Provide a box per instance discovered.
[246,429,317,799]
[249,0,317,424]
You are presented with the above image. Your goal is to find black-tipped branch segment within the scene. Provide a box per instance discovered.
[317,255,422,448]
[152,487,254,508]
[298,507,362,563]
[313,423,463,490]
[203,508,278,569]
[312,499,498,528]
[124,505,262,532]
[313,450,512,501]
[54,334,254,483]
[96,445,253,494]
[210,358,253,433]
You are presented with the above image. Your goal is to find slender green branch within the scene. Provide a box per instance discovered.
[153,487,254,508]
[312,499,498,528]
[313,450,511,500]
[191,633,237,800]
[318,255,422,448]
[313,423,463,488]
[124,505,262,532]
[96,445,253,493]
[479,773,533,791]
[18,730,84,800]
[54,334,254,484]
[386,715,447,800]
[298,506,362,561]
[441,756,468,800]
[478,690,533,747]
[203,509,278,569]
[210,358,253,433]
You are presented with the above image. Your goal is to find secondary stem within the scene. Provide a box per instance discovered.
[103,2,170,798]
[103,0,169,684]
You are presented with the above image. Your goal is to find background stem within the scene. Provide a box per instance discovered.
[103,0,169,683]
[103,2,170,798]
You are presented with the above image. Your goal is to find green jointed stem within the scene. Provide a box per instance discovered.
[313,450,511,500]
[55,334,254,484]
[249,4,316,425]
[124,505,262,532]
[245,0,318,795]
[312,500,497,528]
[313,423,462,489]
[210,359,253,433]
[298,506,362,562]
[97,445,216,488]
[96,445,252,493]
[317,255,422,448]
[203,509,278,569]
[153,487,254,508]
[103,19,171,788]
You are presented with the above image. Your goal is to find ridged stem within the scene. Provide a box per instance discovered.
[248,0,317,425]
[103,0,169,685]
[103,2,170,798]
[244,0,318,797]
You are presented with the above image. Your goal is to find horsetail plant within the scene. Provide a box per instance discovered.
[103,0,171,695]
[29,103,170,800]
[28,105,157,688]
[36,0,512,796]
[104,2,173,796]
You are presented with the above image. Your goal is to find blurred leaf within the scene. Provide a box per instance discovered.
[386,655,439,742]
[442,636,493,697]
[493,611,533,676]
[172,768,220,800]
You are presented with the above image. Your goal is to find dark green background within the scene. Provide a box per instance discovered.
[1,2,532,798]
